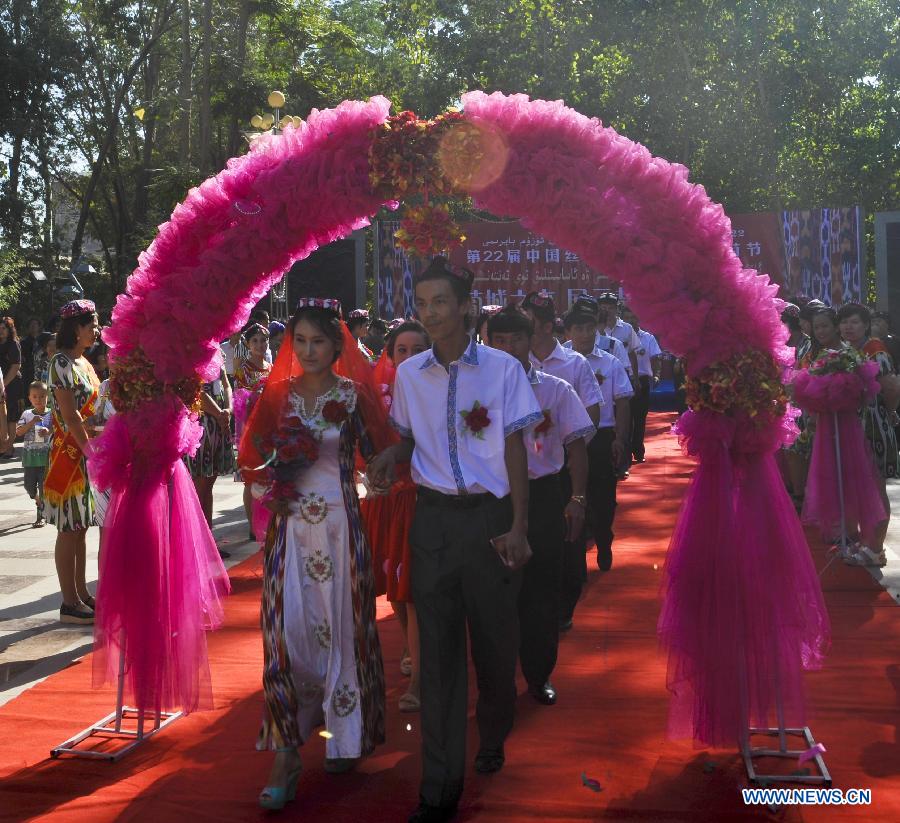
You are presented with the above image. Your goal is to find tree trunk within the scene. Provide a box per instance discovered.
[70,3,177,263]
[198,0,213,175]
[226,0,251,158]
[179,0,192,165]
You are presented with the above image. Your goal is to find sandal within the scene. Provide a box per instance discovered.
[258,748,302,810]
[844,545,887,567]
[399,692,420,713]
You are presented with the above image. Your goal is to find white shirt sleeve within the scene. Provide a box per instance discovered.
[646,333,662,357]
[576,356,604,408]
[611,360,634,400]
[389,365,414,438]
[503,360,543,437]
[629,327,641,351]
[611,338,631,374]
[557,382,595,445]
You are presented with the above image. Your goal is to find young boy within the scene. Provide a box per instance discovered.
[16,381,52,527]
[370,257,541,823]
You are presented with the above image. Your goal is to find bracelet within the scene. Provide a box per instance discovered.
[569,495,586,508]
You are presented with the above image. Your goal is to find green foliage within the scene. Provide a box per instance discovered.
[0,0,897,317]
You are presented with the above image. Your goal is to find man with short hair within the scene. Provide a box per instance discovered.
[871,311,900,371]
[563,296,631,376]
[487,304,593,708]
[564,301,633,591]
[370,258,541,823]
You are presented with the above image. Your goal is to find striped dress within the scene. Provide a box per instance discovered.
[861,339,899,479]
[257,378,385,757]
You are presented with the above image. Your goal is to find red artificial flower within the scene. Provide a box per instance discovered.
[278,443,301,462]
[461,402,491,435]
[283,414,304,429]
[534,410,553,435]
[322,399,349,424]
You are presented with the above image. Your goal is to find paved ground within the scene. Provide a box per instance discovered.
[1,441,898,710]
[0,443,259,708]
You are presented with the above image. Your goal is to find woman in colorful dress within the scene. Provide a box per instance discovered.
[838,302,900,566]
[45,300,100,624]
[186,364,234,558]
[233,322,272,539]
[362,320,430,713]
[239,298,394,810]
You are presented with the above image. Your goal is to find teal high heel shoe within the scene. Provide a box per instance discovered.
[258,749,302,810]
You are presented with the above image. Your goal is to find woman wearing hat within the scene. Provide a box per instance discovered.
[45,299,101,624]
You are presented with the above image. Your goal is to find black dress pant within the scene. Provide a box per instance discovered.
[560,428,617,621]
[631,375,652,460]
[410,490,521,809]
[519,473,564,687]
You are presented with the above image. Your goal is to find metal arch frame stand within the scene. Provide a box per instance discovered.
[50,641,182,762]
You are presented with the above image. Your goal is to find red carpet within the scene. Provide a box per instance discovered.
[2,412,899,821]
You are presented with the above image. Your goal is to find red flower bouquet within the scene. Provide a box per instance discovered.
[534,410,553,435]
[254,409,320,502]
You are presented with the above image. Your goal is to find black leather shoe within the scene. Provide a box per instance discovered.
[528,681,557,705]
[597,544,612,571]
[408,802,457,822]
[558,616,574,632]
[474,746,505,774]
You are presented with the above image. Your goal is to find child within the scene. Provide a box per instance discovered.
[16,381,52,527]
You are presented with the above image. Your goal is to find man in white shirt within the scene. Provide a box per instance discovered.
[487,304,594,708]
[521,292,602,426]
[370,258,541,823]
[622,307,662,463]
[564,303,633,618]
[563,296,631,376]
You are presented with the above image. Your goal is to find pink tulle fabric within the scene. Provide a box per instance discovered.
[657,411,829,745]
[89,398,230,713]
[793,362,886,538]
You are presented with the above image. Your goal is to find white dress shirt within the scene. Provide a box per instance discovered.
[604,317,641,353]
[579,346,634,428]
[566,334,631,375]
[529,341,603,411]
[635,329,661,377]
[524,366,595,479]
[391,337,542,497]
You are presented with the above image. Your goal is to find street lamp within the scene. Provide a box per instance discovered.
[247,90,303,139]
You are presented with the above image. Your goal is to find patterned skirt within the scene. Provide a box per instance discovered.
[44,455,95,532]
[257,487,385,757]
[864,400,899,479]
[185,414,235,478]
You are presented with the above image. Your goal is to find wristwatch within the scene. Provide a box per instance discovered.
[569,495,586,508]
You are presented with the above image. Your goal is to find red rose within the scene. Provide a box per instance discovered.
[283,415,304,429]
[534,410,553,435]
[463,404,491,433]
[322,399,349,424]
[278,443,301,462]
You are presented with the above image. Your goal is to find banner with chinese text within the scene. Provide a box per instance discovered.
[376,220,616,317]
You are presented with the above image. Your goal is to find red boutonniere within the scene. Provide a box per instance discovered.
[635,348,646,357]
[534,409,553,435]
[460,401,491,439]
[595,371,606,386]
[322,399,349,425]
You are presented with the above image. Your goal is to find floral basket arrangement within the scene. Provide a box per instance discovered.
[792,347,880,415]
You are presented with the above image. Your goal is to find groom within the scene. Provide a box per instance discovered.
[370,257,541,823]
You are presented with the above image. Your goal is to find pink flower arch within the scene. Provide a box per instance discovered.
[93,91,829,746]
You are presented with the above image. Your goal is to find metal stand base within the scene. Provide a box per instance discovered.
[51,706,182,761]
[51,639,182,761]
[741,726,831,787]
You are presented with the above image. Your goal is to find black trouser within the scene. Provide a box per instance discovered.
[519,472,564,687]
[411,488,521,809]
[560,428,617,621]
[631,375,652,460]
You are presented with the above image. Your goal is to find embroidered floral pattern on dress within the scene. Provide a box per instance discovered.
[304,550,335,582]
[332,684,359,717]
[314,618,332,650]
[299,493,328,524]
[298,681,323,707]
